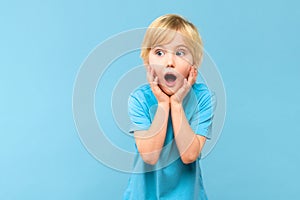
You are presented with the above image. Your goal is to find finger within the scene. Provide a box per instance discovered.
[193,67,198,77]
[192,67,198,84]
[153,76,158,85]
[187,69,194,86]
[187,67,197,85]
[178,79,189,94]
[146,65,151,81]
[147,66,154,83]
[193,68,198,83]
[173,79,188,102]
[151,76,163,95]
[150,76,159,91]
[184,78,191,89]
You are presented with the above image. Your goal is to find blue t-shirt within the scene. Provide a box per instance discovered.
[123,83,214,200]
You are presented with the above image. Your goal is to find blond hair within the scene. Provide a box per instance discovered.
[141,14,203,67]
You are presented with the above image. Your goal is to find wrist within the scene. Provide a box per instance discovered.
[170,96,182,106]
[158,101,170,110]
[170,100,183,110]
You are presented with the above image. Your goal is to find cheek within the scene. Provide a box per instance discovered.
[179,66,191,79]
[175,59,192,77]
[151,65,163,77]
[148,53,161,65]
[149,55,163,68]
[150,60,163,69]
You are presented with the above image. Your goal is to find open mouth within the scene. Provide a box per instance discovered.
[164,74,177,82]
[164,73,177,86]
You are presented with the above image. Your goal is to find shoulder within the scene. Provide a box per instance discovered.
[130,84,152,99]
[190,83,216,108]
[192,83,209,93]
[191,83,212,99]
[129,84,156,105]
[131,84,151,95]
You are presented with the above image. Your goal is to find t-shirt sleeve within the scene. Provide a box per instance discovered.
[128,93,151,134]
[190,91,216,139]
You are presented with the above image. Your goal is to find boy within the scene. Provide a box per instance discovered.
[123,14,214,200]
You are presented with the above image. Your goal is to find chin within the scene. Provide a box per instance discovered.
[163,90,174,96]
[159,85,177,96]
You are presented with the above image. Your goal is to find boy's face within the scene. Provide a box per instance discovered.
[147,32,194,96]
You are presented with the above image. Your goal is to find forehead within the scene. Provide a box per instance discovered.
[152,31,190,49]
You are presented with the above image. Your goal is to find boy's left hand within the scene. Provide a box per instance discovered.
[171,67,197,105]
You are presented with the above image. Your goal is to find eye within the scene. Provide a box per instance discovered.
[175,50,185,56]
[155,49,165,56]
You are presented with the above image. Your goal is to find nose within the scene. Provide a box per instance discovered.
[166,52,175,68]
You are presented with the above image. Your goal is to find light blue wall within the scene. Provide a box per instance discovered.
[1,0,299,199]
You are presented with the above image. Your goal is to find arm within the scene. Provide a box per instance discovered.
[134,66,170,165]
[134,102,169,165]
[171,102,206,164]
[170,67,206,164]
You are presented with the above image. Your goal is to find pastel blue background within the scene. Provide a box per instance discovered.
[1,0,299,199]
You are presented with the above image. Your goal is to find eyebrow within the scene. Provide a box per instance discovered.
[152,44,189,50]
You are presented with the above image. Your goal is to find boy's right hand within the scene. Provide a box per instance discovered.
[147,65,170,105]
